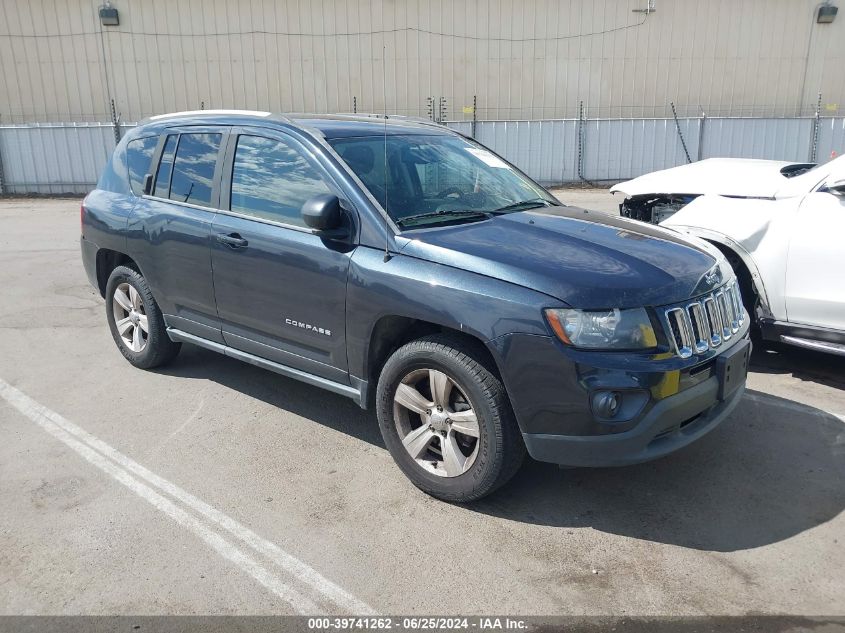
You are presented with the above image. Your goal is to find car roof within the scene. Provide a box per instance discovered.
[135,110,455,140]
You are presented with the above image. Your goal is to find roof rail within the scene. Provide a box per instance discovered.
[331,112,445,127]
[147,109,273,120]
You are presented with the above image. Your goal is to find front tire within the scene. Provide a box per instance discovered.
[376,334,525,502]
[105,265,181,369]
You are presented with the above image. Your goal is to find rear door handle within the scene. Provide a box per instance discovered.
[217,233,248,249]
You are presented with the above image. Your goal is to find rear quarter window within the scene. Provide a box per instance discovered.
[126,136,159,196]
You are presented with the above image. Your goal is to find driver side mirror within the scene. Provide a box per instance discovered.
[301,194,347,237]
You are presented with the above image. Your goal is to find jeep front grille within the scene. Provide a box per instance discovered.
[664,281,744,358]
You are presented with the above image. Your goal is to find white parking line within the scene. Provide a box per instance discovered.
[0,378,376,615]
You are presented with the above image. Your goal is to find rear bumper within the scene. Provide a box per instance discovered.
[80,235,99,292]
[522,376,744,467]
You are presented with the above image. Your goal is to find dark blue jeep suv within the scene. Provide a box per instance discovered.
[81,110,751,501]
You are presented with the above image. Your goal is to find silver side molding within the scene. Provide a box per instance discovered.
[166,328,364,404]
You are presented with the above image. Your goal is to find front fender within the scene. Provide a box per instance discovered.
[671,226,772,317]
[345,246,556,381]
[662,195,796,321]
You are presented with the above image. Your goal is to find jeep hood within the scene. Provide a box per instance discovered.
[399,207,723,308]
[610,157,811,199]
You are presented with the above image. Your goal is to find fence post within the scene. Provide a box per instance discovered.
[352,96,357,114]
[670,102,692,163]
[0,117,5,195]
[577,100,595,185]
[471,95,477,139]
[809,92,822,162]
[697,111,706,161]
[109,98,121,145]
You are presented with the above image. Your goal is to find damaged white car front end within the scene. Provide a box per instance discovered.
[633,155,845,357]
[610,157,821,223]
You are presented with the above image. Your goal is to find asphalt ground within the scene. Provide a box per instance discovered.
[1,195,843,615]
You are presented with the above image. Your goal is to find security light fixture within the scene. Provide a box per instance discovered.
[818,4,838,23]
[632,0,656,13]
[99,3,119,26]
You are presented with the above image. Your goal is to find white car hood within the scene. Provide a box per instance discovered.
[610,158,802,199]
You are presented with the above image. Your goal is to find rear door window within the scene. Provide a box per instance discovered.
[153,134,178,198]
[169,133,223,207]
[126,136,158,196]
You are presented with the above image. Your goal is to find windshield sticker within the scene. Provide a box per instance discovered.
[465,147,509,168]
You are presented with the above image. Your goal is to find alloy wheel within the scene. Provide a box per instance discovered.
[112,282,148,353]
[393,368,481,477]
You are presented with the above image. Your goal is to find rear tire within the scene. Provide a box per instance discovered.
[376,334,525,502]
[105,265,181,369]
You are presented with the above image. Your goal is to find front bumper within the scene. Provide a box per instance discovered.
[489,324,751,468]
[522,375,744,467]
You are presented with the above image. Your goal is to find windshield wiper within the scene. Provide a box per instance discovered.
[396,209,491,227]
[490,197,558,214]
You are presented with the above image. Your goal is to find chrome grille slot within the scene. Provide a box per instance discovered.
[663,280,744,358]
[729,281,745,328]
[686,302,710,354]
[725,281,740,333]
[715,291,733,341]
[702,297,722,348]
[665,307,694,358]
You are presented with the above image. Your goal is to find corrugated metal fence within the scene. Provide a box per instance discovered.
[0,123,134,195]
[2,117,845,194]
[447,117,845,184]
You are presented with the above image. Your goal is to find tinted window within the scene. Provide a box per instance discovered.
[230,135,331,226]
[126,136,158,195]
[154,134,178,198]
[169,133,222,207]
[330,135,554,227]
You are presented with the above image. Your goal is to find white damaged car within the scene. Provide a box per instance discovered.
[611,156,845,356]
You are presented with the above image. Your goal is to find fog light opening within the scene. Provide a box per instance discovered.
[594,391,622,418]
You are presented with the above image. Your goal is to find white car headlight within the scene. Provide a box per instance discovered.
[544,308,658,350]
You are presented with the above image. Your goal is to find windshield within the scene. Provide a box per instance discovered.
[329,134,558,227]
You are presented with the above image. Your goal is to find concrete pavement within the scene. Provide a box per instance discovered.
[0,198,843,615]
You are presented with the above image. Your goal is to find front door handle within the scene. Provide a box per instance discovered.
[217,233,248,249]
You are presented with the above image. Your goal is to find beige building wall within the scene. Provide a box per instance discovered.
[1,0,843,124]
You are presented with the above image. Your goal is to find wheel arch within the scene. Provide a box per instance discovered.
[95,249,140,298]
[696,232,773,319]
[362,315,502,409]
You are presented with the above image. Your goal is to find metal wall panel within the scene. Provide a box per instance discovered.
[0,123,125,194]
[1,0,844,124]
[699,118,815,162]
[447,117,845,184]
[817,118,845,161]
[581,118,699,181]
[3,117,844,193]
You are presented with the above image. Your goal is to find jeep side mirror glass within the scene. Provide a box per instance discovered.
[301,194,343,231]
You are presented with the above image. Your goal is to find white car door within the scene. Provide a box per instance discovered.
[784,176,845,330]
